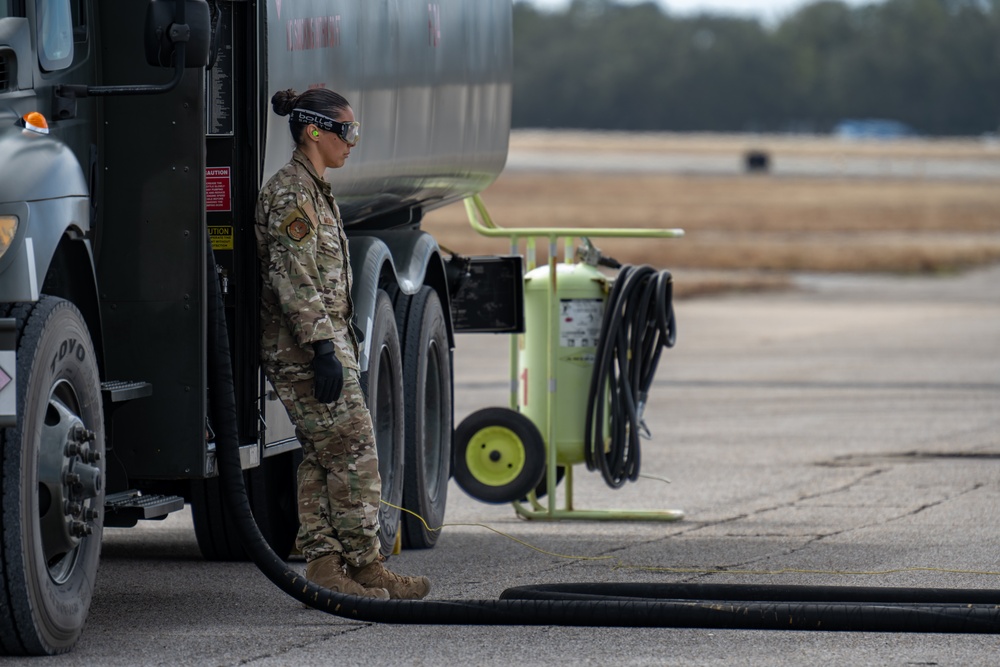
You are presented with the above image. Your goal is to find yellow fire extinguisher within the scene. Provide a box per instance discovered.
[518,261,608,467]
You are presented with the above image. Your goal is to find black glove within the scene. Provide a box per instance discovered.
[311,340,343,404]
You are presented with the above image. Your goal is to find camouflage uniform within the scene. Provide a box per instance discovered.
[255,148,382,567]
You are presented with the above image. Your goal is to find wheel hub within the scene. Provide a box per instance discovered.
[466,426,527,487]
[38,391,103,581]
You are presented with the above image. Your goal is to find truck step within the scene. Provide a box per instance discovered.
[101,380,152,403]
[104,490,185,527]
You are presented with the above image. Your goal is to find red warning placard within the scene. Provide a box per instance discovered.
[206,167,231,212]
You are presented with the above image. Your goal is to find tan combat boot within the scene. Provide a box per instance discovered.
[305,554,390,599]
[347,556,431,600]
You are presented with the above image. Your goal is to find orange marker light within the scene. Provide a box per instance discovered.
[0,215,19,260]
[20,112,49,135]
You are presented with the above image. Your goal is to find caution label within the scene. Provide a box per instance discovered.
[206,167,231,212]
[208,226,234,251]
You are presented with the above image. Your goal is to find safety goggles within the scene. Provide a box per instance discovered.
[290,108,361,146]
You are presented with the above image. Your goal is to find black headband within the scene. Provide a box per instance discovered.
[289,108,339,132]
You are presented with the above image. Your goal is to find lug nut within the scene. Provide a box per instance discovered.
[72,425,96,443]
[70,520,92,537]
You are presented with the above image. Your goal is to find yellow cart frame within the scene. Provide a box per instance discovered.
[463,194,686,522]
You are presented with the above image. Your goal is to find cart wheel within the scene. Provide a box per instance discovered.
[453,408,546,504]
[523,465,566,502]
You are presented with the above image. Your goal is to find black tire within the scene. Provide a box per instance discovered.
[524,466,566,502]
[360,290,404,556]
[190,449,300,561]
[0,297,105,656]
[246,450,300,559]
[190,475,242,561]
[398,287,451,549]
[453,407,546,505]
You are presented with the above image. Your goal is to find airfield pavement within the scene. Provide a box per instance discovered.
[9,260,1000,666]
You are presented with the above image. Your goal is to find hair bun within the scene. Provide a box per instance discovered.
[271,89,299,117]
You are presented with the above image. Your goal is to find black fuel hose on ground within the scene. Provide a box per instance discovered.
[205,246,1000,632]
[584,265,676,487]
[500,583,1000,633]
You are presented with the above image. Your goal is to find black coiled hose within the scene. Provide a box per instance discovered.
[584,265,676,487]
[206,246,1000,632]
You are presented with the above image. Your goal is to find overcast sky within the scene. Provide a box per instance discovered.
[524,0,879,23]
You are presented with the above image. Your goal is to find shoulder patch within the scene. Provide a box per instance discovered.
[286,217,311,242]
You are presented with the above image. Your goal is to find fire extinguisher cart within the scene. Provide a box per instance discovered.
[453,195,686,522]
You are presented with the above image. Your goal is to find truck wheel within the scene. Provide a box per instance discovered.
[360,290,404,556]
[245,449,300,559]
[190,449,299,561]
[399,287,451,549]
[0,297,105,656]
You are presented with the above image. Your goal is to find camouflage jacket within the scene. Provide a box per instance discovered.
[255,148,359,370]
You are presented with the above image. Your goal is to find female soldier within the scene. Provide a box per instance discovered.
[255,88,430,600]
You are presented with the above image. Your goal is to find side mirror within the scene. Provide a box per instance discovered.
[144,0,212,69]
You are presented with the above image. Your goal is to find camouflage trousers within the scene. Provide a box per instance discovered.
[267,364,382,567]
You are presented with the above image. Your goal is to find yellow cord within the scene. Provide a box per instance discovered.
[383,500,613,562]
[381,500,1000,578]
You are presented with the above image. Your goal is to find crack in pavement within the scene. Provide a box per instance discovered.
[689,478,988,579]
[239,623,371,666]
[496,462,990,587]
[531,468,890,578]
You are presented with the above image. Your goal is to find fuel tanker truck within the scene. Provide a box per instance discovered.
[0,0,515,654]
[9,1,999,653]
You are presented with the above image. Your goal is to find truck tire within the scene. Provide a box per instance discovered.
[190,449,300,561]
[0,297,105,656]
[360,290,404,556]
[399,287,451,549]
[245,450,300,559]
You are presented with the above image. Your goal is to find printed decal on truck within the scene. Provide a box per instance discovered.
[287,15,340,51]
[0,320,13,425]
[206,167,232,212]
[209,226,235,251]
[0,363,12,425]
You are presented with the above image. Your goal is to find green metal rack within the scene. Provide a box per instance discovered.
[463,194,686,522]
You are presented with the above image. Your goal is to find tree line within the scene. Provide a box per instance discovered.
[512,0,1000,135]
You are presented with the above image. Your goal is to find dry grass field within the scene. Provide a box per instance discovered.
[422,132,1000,298]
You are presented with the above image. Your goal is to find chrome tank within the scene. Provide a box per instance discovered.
[261,0,512,226]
